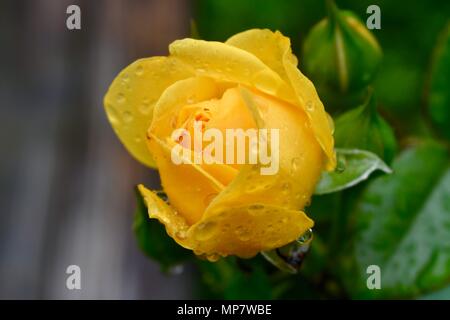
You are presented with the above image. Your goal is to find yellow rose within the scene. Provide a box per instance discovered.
[104,29,335,260]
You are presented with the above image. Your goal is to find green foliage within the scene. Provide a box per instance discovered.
[196,257,273,299]
[303,1,382,97]
[427,22,450,140]
[333,90,397,163]
[315,148,391,195]
[346,141,450,298]
[133,188,192,271]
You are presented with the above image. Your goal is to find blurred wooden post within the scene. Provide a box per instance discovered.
[0,0,194,299]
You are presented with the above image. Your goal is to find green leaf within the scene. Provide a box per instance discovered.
[419,285,450,300]
[334,89,397,164]
[196,257,273,299]
[314,148,392,195]
[133,188,192,271]
[428,22,450,140]
[348,141,450,298]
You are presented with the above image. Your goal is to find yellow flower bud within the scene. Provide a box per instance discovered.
[104,29,335,259]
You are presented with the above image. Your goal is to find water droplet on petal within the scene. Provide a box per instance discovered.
[117,93,126,104]
[123,111,133,123]
[206,254,220,262]
[290,157,301,174]
[305,101,315,111]
[248,204,264,215]
[175,230,187,240]
[122,73,130,83]
[195,222,216,241]
[261,228,313,273]
[155,190,169,203]
[235,226,251,241]
[135,65,144,76]
[281,182,291,194]
[146,202,158,216]
[139,99,152,114]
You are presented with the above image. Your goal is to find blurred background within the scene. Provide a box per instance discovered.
[0,0,448,299]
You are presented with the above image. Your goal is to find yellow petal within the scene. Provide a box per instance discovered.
[188,201,314,258]
[209,87,324,210]
[104,57,192,168]
[150,76,222,138]
[283,47,337,170]
[226,29,336,170]
[168,38,297,105]
[138,184,312,259]
[190,89,323,257]
[147,77,239,225]
[138,184,191,246]
[226,28,293,84]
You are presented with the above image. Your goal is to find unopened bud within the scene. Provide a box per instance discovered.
[303,0,382,94]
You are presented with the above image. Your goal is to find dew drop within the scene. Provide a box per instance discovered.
[298,228,313,244]
[139,98,152,114]
[117,93,126,104]
[206,254,220,262]
[261,228,313,273]
[235,226,251,241]
[222,223,231,232]
[122,73,130,83]
[186,95,195,104]
[146,202,158,216]
[135,65,144,76]
[248,204,264,215]
[155,190,169,203]
[123,111,133,123]
[335,154,346,173]
[175,230,187,240]
[305,101,315,111]
[245,184,258,193]
[290,157,301,174]
[281,182,291,194]
[194,222,216,241]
